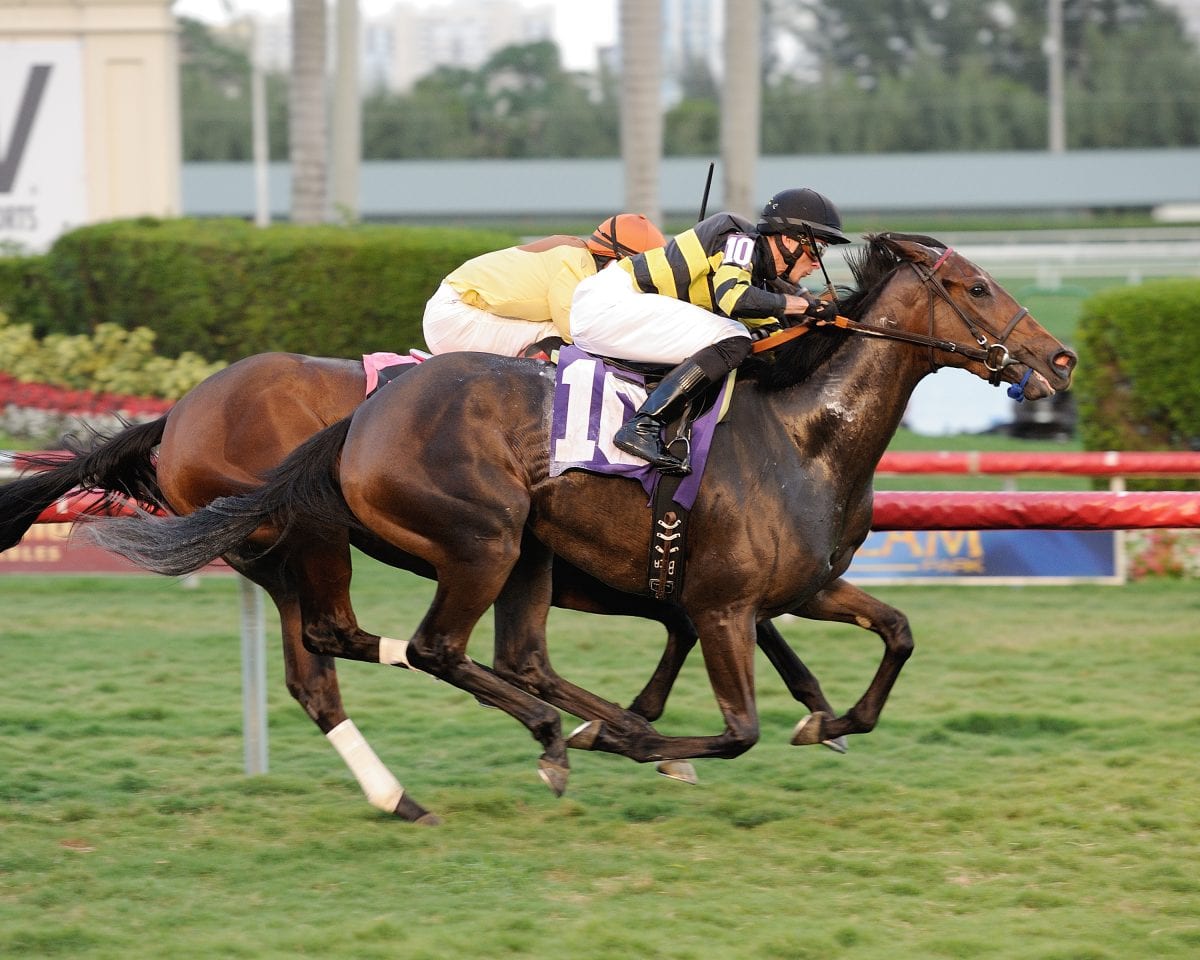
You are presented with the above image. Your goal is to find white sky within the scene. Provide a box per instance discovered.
[171,0,617,71]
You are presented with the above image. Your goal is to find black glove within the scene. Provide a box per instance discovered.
[804,298,838,321]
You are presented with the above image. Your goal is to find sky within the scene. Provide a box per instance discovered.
[171,0,617,71]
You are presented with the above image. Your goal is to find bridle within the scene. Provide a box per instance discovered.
[753,245,1031,393]
[907,248,1028,385]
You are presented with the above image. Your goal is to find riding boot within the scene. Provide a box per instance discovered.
[614,359,716,474]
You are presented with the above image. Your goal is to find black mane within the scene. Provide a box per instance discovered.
[741,232,946,391]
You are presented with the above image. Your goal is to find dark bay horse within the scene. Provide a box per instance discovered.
[86,233,1076,819]
[1,357,843,821]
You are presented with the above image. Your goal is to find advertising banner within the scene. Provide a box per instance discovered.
[846,529,1122,585]
[0,41,87,252]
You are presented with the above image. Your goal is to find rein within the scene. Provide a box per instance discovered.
[751,248,1030,396]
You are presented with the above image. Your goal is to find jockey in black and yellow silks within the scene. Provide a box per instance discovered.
[569,187,852,474]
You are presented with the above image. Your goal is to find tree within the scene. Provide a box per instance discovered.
[620,0,663,223]
[360,43,618,160]
[768,0,1200,150]
[178,17,287,162]
[289,0,328,223]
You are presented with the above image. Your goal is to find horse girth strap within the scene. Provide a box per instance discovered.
[647,468,690,599]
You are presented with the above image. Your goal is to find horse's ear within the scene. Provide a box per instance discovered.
[873,232,946,267]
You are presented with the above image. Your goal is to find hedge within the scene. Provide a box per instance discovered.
[7,218,520,363]
[1073,278,1200,455]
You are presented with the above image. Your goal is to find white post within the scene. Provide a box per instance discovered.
[1046,0,1066,153]
[331,0,361,222]
[253,21,272,229]
[238,575,269,775]
[251,19,271,227]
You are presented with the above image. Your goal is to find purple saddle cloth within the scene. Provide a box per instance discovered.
[549,344,732,511]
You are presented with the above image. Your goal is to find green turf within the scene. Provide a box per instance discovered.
[1,560,1196,959]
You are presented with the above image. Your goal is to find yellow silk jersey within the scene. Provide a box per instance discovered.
[444,235,598,338]
[616,213,788,330]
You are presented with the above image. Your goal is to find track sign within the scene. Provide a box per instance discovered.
[0,42,87,253]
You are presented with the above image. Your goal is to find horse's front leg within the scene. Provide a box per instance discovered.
[627,606,697,722]
[494,536,667,772]
[786,577,914,747]
[754,620,848,753]
[568,606,763,764]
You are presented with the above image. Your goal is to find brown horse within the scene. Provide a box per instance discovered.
[1,355,843,822]
[86,233,1076,819]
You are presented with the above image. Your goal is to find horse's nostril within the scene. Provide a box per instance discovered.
[1052,351,1077,371]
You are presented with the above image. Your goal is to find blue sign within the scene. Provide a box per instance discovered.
[847,530,1121,584]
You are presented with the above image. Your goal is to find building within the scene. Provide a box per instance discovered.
[240,0,554,94]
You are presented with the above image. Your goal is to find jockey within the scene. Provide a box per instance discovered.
[569,187,852,474]
[422,214,666,357]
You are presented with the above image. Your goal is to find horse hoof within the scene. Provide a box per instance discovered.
[791,711,833,746]
[537,758,570,797]
[567,719,602,750]
[394,793,441,825]
[655,760,698,784]
[822,736,848,754]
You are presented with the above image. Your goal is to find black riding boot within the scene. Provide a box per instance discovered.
[614,359,716,474]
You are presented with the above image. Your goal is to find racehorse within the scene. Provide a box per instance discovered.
[86,233,1077,820]
[0,357,844,822]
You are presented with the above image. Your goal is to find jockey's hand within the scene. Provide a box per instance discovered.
[783,291,836,322]
[804,298,838,322]
[750,322,783,341]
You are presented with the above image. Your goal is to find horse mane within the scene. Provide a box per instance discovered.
[740,231,946,391]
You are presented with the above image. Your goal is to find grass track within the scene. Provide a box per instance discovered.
[1,559,1198,959]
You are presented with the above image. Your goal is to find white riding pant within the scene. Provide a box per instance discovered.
[569,263,749,365]
[422,283,559,357]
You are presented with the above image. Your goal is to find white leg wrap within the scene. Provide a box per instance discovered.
[379,636,424,672]
[326,719,404,813]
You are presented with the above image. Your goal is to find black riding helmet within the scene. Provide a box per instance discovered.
[754,186,850,285]
[757,187,850,246]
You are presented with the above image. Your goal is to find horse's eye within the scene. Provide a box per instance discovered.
[969,281,989,298]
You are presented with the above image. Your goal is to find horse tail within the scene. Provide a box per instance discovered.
[0,416,167,552]
[85,417,357,577]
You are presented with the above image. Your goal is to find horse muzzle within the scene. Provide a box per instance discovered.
[1010,348,1077,401]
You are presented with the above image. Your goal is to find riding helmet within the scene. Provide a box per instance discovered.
[757,188,850,245]
[586,214,667,259]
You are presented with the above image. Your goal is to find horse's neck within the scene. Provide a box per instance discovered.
[774,334,929,478]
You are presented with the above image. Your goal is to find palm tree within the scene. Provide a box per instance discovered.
[290,0,327,223]
[721,0,761,217]
[619,0,662,225]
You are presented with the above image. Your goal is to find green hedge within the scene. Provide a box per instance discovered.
[11,218,519,362]
[1074,278,1200,454]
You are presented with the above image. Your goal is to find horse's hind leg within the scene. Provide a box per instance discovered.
[231,552,439,825]
[291,532,572,798]
[786,578,914,748]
